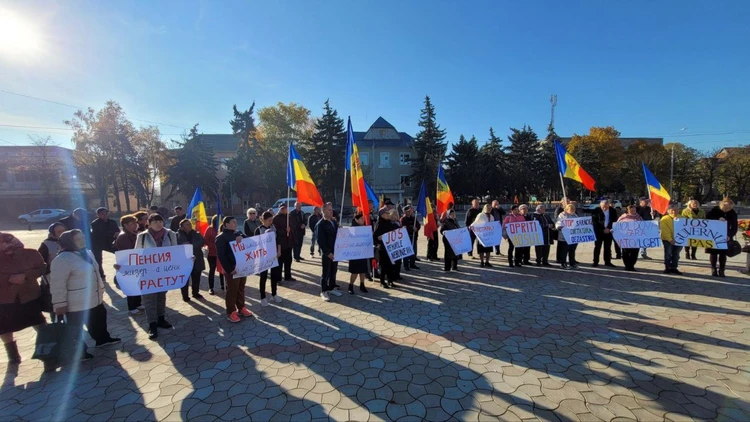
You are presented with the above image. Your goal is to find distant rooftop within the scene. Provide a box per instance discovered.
[195,134,241,153]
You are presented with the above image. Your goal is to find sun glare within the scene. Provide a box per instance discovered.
[0,7,43,60]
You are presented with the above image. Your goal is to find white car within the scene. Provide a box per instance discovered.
[270,198,316,216]
[18,209,69,224]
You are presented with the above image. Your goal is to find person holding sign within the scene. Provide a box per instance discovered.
[616,205,643,271]
[316,203,342,301]
[347,212,370,295]
[177,219,205,302]
[706,198,738,278]
[254,211,282,306]
[441,210,462,272]
[659,205,683,275]
[532,205,555,266]
[518,205,533,266]
[473,204,496,268]
[465,199,481,258]
[113,215,142,315]
[373,210,396,288]
[681,200,705,261]
[591,200,618,268]
[203,215,225,295]
[216,217,252,323]
[504,206,526,267]
[555,204,580,269]
[400,205,421,271]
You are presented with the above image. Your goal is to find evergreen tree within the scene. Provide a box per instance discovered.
[165,124,219,201]
[446,134,480,200]
[507,125,541,200]
[303,100,347,202]
[411,95,448,196]
[226,103,260,206]
[479,127,507,199]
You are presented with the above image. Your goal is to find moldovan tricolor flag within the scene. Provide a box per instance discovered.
[365,180,379,211]
[436,166,454,217]
[423,197,437,237]
[187,187,209,235]
[554,140,596,191]
[287,143,324,207]
[345,117,370,223]
[642,163,671,215]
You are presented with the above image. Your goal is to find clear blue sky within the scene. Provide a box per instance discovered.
[1,0,749,151]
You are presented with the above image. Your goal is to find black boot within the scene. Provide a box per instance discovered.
[348,284,355,295]
[712,268,719,277]
[148,323,158,340]
[4,341,21,364]
[380,281,390,289]
[157,316,172,329]
[360,283,368,293]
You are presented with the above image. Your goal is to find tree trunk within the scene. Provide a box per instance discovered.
[120,170,132,212]
[112,175,122,213]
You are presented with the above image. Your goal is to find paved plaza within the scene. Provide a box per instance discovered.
[1,227,749,421]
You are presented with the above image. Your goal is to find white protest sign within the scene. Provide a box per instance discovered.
[443,227,473,255]
[612,220,662,249]
[505,221,544,247]
[471,221,503,247]
[334,226,374,262]
[115,245,193,296]
[231,232,279,277]
[382,227,414,264]
[673,218,728,249]
[560,217,596,244]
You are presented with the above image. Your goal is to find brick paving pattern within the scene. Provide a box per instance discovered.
[1,228,749,421]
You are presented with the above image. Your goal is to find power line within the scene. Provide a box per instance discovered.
[0,123,183,136]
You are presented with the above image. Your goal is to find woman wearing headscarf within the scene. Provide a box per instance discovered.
[617,205,643,271]
[472,204,495,268]
[135,214,178,339]
[532,205,555,266]
[113,214,142,315]
[39,222,66,322]
[681,199,706,260]
[0,233,46,363]
[441,209,461,272]
[347,212,369,295]
[50,229,120,359]
[555,204,580,269]
[203,215,225,295]
[706,198,739,277]
[177,219,205,302]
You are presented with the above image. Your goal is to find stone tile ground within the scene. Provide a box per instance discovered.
[1,228,749,421]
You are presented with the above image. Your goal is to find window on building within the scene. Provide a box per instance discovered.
[359,152,369,166]
[400,175,412,188]
[379,152,390,168]
[399,152,411,165]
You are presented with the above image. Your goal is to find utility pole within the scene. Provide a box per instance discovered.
[549,94,557,132]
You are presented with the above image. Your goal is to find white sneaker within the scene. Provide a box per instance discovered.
[129,309,142,316]
[320,292,330,302]
[261,298,269,307]
[329,290,343,297]
[273,295,282,304]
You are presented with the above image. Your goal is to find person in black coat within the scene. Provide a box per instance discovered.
[490,200,506,256]
[215,217,250,322]
[347,212,369,295]
[59,208,87,232]
[177,219,205,302]
[90,207,120,280]
[254,211,282,306]
[706,198,739,277]
[636,197,655,259]
[373,210,396,288]
[399,205,421,270]
[465,199,481,258]
[289,202,307,262]
[441,210,461,272]
[169,206,186,233]
[272,204,295,282]
[316,203,341,301]
[532,204,555,266]
[591,200,618,267]
[307,207,322,257]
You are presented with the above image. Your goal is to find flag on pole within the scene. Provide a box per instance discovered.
[214,193,223,230]
[423,197,437,237]
[554,140,596,191]
[287,143,324,207]
[364,180,379,211]
[436,166,454,217]
[642,163,671,215]
[345,117,370,222]
[187,187,209,235]
[415,180,427,219]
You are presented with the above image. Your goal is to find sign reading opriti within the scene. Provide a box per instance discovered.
[505,221,544,247]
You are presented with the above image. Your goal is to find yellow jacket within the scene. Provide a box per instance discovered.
[660,214,676,242]
[681,207,705,219]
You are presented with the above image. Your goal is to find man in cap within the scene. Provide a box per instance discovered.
[91,207,120,280]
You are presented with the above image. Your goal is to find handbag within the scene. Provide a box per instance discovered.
[727,239,742,258]
[32,319,82,364]
[39,275,54,313]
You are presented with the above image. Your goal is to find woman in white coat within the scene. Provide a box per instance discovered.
[472,204,495,268]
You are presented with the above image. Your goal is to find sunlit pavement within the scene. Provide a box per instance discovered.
[2,227,749,421]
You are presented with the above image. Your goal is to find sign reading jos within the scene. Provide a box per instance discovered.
[231,232,279,277]
[115,245,193,296]
[471,221,503,247]
[443,227,473,255]
[382,227,414,264]
[505,221,544,247]
[334,226,374,262]
[560,217,596,244]
[612,220,662,249]
[673,218,728,249]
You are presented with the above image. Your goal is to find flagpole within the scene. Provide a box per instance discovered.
[287,142,291,232]
[340,170,347,221]
[558,172,568,206]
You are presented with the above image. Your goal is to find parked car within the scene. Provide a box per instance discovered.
[270,198,316,216]
[17,209,69,224]
[581,200,623,213]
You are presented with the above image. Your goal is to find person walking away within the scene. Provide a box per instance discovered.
[316,203,342,301]
[441,210,461,271]
[308,207,323,257]
[555,204,580,269]
[1,233,47,364]
[472,204,495,267]
[216,217,252,323]
[243,208,261,237]
[491,200,506,256]
[532,205,555,266]
[90,207,120,282]
[135,214,178,339]
[518,205,533,265]
[113,215,143,315]
[591,200,618,267]
[177,219,205,302]
[272,204,295,282]
[203,215,225,295]
[706,198,738,277]
[465,199,481,258]
[39,222,66,322]
[400,205,421,270]
[617,205,643,271]
[59,208,87,231]
[51,230,120,358]
[659,205,684,275]
[347,212,369,294]
[636,198,654,259]
[254,211,282,306]
[169,206,186,232]
[503,206,526,267]
[289,202,307,262]
[373,210,395,288]
[681,200,706,260]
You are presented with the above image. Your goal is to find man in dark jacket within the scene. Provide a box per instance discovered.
[591,200,618,267]
[215,217,250,321]
[490,200,506,256]
[308,207,322,257]
[465,199,481,257]
[59,208,87,231]
[400,205,421,270]
[90,207,120,280]
[636,197,654,259]
[170,206,186,232]
[316,203,341,301]
[289,202,307,262]
[272,204,295,282]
